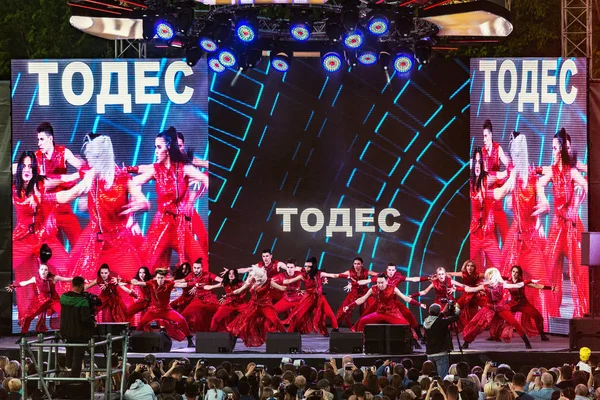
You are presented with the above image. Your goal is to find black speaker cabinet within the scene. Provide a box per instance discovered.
[97,322,130,336]
[364,324,413,355]
[130,331,172,353]
[196,332,237,353]
[266,332,301,354]
[329,332,363,353]
[569,318,600,350]
[364,324,387,354]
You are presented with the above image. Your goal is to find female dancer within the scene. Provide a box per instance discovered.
[85,264,133,322]
[12,151,89,318]
[124,266,152,327]
[227,267,287,347]
[285,257,342,336]
[335,257,379,328]
[494,132,549,327]
[69,134,148,280]
[537,128,588,317]
[410,267,465,313]
[462,268,531,349]
[132,127,209,271]
[209,268,246,332]
[169,263,193,313]
[448,260,486,329]
[6,244,72,336]
[470,147,501,270]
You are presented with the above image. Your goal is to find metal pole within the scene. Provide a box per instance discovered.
[120,334,128,400]
[105,333,112,400]
[20,338,28,400]
[90,338,95,400]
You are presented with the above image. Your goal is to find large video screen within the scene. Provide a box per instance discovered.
[470,58,588,327]
[10,59,208,333]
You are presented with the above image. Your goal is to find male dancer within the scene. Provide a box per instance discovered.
[180,258,222,332]
[233,249,287,302]
[273,259,305,316]
[335,257,379,327]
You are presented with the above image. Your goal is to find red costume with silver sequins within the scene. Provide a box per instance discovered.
[19,275,62,334]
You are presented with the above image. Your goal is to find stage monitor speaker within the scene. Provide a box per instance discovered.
[97,322,130,336]
[130,331,172,353]
[196,332,236,353]
[364,324,387,354]
[364,324,413,354]
[266,332,301,354]
[569,318,600,350]
[329,332,363,353]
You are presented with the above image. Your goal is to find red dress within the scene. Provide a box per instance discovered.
[185,183,209,270]
[210,282,245,332]
[482,142,509,242]
[500,170,549,329]
[12,182,71,319]
[181,272,220,332]
[19,275,62,334]
[227,279,286,347]
[545,165,588,317]
[256,260,283,303]
[457,271,486,330]
[141,162,204,271]
[170,272,195,313]
[285,271,339,335]
[95,276,128,323]
[352,286,409,332]
[489,280,544,340]
[273,271,304,315]
[432,276,456,306]
[126,284,151,326]
[35,145,82,246]
[69,168,142,283]
[470,181,501,270]
[336,268,371,327]
[138,280,191,341]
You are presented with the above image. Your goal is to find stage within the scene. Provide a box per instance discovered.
[0,330,579,372]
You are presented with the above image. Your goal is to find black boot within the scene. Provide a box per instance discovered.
[540,332,550,341]
[413,338,422,350]
[522,335,532,349]
[15,334,26,345]
[331,328,339,333]
[462,341,469,349]
[187,335,195,348]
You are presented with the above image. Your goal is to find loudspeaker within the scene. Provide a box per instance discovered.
[97,322,130,336]
[364,324,413,355]
[196,332,236,353]
[130,331,172,353]
[266,332,301,354]
[569,318,600,350]
[329,332,363,353]
[364,325,387,354]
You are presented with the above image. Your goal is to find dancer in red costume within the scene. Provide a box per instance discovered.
[6,244,72,337]
[69,134,149,281]
[348,273,426,332]
[285,257,343,336]
[209,268,246,332]
[273,259,306,316]
[35,122,84,246]
[462,268,531,349]
[169,263,193,313]
[233,249,288,304]
[124,266,152,327]
[494,132,550,328]
[481,120,510,244]
[335,257,379,328]
[12,151,89,319]
[85,264,134,322]
[470,147,501,269]
[227,267,288,347]
[130,268,195,347]
[132,127,209,271]
[355,263,429,345]
[448,260,487,330]
[180,258,223,332]
[410,267,465,313]
[537,128,588,318]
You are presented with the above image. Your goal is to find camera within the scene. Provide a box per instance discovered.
[83,291,102,316]
[227,394,234,400]
[345,365,353,371]
[282,357,292,364]
[533,371,541,376]
[306,390,323,400]
[255,364,265,371]
[293,359,304,368]
[490,362,498,367]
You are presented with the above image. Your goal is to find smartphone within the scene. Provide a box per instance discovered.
[282,357,292,364]
[490,362,498,367]
[345,365,353,371]
[361,366,370,373]
[256,364,265,371]
[293,359,303,368]
[227,394,234,400]
[533,371,541,376]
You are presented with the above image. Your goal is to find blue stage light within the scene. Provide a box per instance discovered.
[358,49,378,65]
[290,22,311,41]
[208,57,226,73]
[322,52,343,72]
[155,21,175,40]
[219,48,238,68]
[236,21,256,43]
[200,38,218,52]
[368,16,389,36]
[343,30,364,49]
[271,52,290,72]
[393,52,414,73]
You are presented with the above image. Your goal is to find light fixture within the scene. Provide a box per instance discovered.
[379,50,391,70]
[345,51,358,67]
[343,29,364,49]
[185,46,203,67]
[155,20,175,41]
[414,39,432,65]
[321,50,343,73]
[358,48,378,65]
[368,15,389,36]
[240,48,262,70]
[325,15,343,43]
[218,47,238,68]
[208,55,226,73]
[395,8,413,37]
[270,47,292,72]
[393,48,414,73]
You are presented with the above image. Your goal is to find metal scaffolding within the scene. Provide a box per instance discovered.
[561,0,592,69]
[115,39,147,58]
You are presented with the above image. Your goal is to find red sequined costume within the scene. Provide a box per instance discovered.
[210,282,245,332]
[227,279,286,347]
[273,271,304,315]
[432,276,456,305]
[94,276,128,322]
[545,165,588,317]
[138,280,191,341]
[141,162,204,271]
[69,168,142,281]
[352,286,410,332]
[463,283,525,343]
[170,274,194,314]
[19,275,61,334]
[126,283,151,327]
[457,271,486,330]
[181,272,220,332]
[186,183,209,270]
[482,142,509,242]
[500,170,550,329]
[256,260,283,303]
[285,271,339,335]
[35,146,82,246]
[12,182,70,318]
[470,179,501,269]
[336,268,371,327]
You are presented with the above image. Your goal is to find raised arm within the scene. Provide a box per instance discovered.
[130,279,148,287]
[451,279,465,288]
[183,164,209,188]
[394,288,426,309]
[498,146,511,168]
[121,179,151,215]
[53,173,93,204]
[412,283,434,297]
[6,277,36,291]
[282,275,303,285]
[64,148,84,170]
[464,284,485,293]
[350,288,373,309]
[232,281,251,295]
[53,275,73,283]
[503,281,525,289]
[571,168,588,195]
[270,281,287,291]
[130,169,155,186]
[493,175,513,201]
[84,279,98,290]
[320,272,344,279]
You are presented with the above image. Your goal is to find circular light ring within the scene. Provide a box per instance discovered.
[271,57,290,72]
[322,52,343,72]
[156,22,174,40]
[343,31,364,49]
[219,50,237,67]
[236,24,256,42]
[358,51,378,65]
[394,55,413,73]
[290,24,310,41]
[368,17,388,36]
[200,38,218,52]
[208,58,225,73]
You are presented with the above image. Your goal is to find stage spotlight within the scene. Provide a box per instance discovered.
[185,46,203,67]
[155,20,175,41]
[208,55,226,73]
[218,47,238,68]
[199,37,218,53]
[321,51,343,73]
[270,50,291,72]
[240,48,262,70]
[395,9,413,37]
[212,14,232,43]
[342,5,359,31]
[345,51,358,67]
[325,16,343,43]
[368,15,389,36]
[379,50,391,70]
[177,8,194,33]
[343,30,364,49]
[358,48,378,65]
[290,21,311,41]
[393,49,414,74]
[235,17,258,43]
[414,39,432,65]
